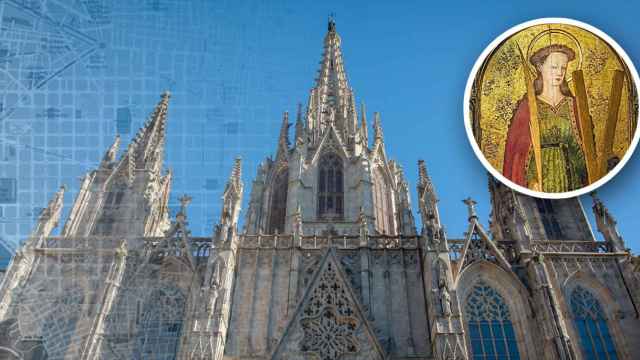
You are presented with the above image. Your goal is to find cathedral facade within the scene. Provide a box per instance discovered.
[0,19,639,360]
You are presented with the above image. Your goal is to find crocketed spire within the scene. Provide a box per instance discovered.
[306,18,358,146]
[130,91,171,172]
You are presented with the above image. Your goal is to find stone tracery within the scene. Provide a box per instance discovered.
[299,260,360,359]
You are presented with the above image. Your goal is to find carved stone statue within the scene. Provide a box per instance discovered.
[441,286,452,317]
[210,258,225,289]
[437,260,452,316]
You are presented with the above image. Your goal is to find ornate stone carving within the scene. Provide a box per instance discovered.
[271,251,384,360]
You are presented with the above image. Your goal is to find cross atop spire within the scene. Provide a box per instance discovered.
[304,15,356,146]
[328,13,336,32]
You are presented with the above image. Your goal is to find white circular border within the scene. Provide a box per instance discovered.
[463,17,640,199]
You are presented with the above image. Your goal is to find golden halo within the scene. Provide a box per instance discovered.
[525,27,583,82]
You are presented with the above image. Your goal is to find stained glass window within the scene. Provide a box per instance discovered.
[134,287,185,360]
[535,199,563,239]
[93,183,127,235]
[268,168,288,234]
[372,167,393,234]
[570,286,618,360]
[317,153,343,219]
[464,281,521,360]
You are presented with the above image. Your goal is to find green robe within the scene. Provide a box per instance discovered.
[526,96,587,192]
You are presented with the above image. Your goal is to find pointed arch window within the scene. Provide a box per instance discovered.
[134,287,185,360]
[94,184,127,235]
[535,199,564,239]
[570,286,618,360]
[372,167,394,234]
[464,281,521,360]
[318,153,343,219]
[268,168,289,234]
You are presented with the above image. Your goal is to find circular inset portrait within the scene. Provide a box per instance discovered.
[465,18,640,199]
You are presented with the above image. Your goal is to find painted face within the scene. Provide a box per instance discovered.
[540,52,569,88]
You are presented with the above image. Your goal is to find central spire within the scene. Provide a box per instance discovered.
[306,18,358,147]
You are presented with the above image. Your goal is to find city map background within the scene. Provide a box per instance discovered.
[1,0,639,268]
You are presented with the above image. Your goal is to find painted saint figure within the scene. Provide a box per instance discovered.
[503,44,588,192]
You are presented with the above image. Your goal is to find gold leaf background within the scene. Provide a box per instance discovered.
[474,23,638,177]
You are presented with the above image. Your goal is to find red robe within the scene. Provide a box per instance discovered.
[502,96,583,187]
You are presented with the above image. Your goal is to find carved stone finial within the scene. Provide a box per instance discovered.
[279,112,290,148]
[418,160,428,183]
[358,206,367,224]
[463,197,478,220]
[102,135,121,165]
[231,156,242,184]
[178,194,192,218]
[373,112,383,143]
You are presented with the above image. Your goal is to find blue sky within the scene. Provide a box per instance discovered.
[261,0,640,247]
[2,0,639,257]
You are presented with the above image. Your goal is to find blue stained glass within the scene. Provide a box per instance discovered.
[589,321,605,355]
[464,282,521,360]
[469,323,481,339]
[471,339,483,356]
[495,339,506,354]
[504,323,516,339]
[492,323,504,338]
[576,320,586,336]
[483,339,495,355]
[508,341,520,359]
[481,322,492,337]
[570,286,618,360]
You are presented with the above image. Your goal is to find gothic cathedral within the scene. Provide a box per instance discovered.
[0,19,638,360]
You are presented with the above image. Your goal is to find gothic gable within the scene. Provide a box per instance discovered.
[310,125,350,164]
[271,250,384,360]
[145,218,195,271]
[455,220,511,280]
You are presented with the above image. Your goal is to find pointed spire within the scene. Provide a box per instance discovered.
[101,135,120,166]
[277,111,290,158]
[417,159,435,194]
[29,185,65,240]
[590,192,625,251]
[373,112,383,143]
[305,15,357,147]
[295,103,305,146]
[360,102,368,146]
[176,194,192,222]
[42,186,65,220]
[131,91,171,171]
[218,156,244,234]
[230,156,242,187]
[590,191,612,222]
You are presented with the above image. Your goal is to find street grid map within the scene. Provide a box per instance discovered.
[0,0,297,266]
